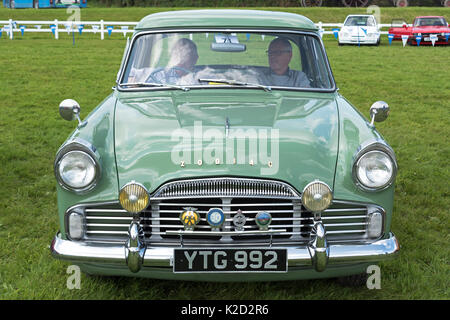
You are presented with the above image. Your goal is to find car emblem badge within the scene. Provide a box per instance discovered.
[206,208,225,230]
[255,212,272,230]
[233,209,246,231]
[180,207,200,231]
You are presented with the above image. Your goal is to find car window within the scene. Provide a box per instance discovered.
[121,31,334,90]
[344,16,370,27]
[414,18,447,27]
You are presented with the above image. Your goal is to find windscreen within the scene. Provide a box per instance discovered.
[344,16,375,27]
[121,31,334,90]
[413,17,447,27]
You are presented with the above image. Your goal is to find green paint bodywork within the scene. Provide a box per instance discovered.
[56,89,395,241]
[54,10,396,278]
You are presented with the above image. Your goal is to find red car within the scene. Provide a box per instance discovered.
[389,16,450,45]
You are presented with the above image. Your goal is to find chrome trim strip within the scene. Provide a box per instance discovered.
[165,229,287,236]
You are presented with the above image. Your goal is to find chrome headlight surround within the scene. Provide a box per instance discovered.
[352,140,397,192]
[54,138,102,194]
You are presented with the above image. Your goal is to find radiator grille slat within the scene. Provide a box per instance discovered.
[79,178,371,244]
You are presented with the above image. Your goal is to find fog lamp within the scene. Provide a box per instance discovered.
[119,182,149,213]
[302,181,333,212]
[68,211,84,240]
[367,211,383,238]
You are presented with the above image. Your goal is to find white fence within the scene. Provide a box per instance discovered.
[0,19,409,40]
[0,19,137,40]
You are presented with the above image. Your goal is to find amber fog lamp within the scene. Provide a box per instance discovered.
[302,181,333,212]
[119,182,149,213]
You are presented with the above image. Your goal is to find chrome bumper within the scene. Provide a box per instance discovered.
[51,221,400,273]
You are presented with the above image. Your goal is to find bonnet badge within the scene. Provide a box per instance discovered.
[233,209,246,231]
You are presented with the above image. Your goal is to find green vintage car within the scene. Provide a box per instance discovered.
[50,10,400,283]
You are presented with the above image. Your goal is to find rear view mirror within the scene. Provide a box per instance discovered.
[211,43,246,52]
[211,34,246,52]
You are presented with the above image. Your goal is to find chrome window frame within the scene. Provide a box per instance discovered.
[116,28,337,93]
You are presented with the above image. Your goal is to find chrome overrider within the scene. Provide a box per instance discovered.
[125,219,146,273]
[51,222,400,274]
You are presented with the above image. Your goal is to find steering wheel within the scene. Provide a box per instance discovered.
[146,66,192,84]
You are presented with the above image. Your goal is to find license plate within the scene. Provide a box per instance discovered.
[173,248,287,273]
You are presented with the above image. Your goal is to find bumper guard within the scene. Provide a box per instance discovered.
[51,220,400,273]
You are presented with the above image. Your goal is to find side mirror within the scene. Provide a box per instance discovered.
[369,101,390,127]
[59,99,86,127]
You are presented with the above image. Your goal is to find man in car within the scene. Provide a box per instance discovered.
[149,37,199,85]
[261,37,310,88]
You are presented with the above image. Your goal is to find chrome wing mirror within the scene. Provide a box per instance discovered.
[59,99,87,127]
[369,101,390,127]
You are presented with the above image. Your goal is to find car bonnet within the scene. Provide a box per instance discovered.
[113,90,339,195]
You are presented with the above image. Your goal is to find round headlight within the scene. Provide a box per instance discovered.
[302,181,333,212]
[355,150,395,190]
[57,150,97,191]
[119,182,149,214]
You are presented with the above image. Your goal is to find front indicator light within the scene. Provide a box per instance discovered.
[119,182,149,214]
[68,211,84,240]
[302,181,333,213]
[367,211,383,238]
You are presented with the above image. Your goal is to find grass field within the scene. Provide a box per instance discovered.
[0,7,449,300]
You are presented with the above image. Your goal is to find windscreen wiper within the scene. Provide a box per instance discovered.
[120,82,190,91]
[198,78,272,92]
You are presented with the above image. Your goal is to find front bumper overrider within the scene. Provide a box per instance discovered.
[50,220,400,276]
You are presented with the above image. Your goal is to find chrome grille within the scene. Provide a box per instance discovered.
[151,177,301,200]
[144,197,302,242]
[75,180,371,245]
[83,206,131,242]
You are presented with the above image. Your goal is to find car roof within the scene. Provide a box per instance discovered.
[135,9,318,31]
[345,15,375,17]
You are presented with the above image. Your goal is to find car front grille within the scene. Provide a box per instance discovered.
[78,178,372,245]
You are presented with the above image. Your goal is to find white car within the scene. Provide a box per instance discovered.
[338,15,381,46]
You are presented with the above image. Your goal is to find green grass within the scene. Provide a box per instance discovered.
[0,7,449,300]
[0,6,449,23]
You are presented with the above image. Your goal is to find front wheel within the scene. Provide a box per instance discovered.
[341,0,370,7]
[301,0,323,6]
[394,0,408,7]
